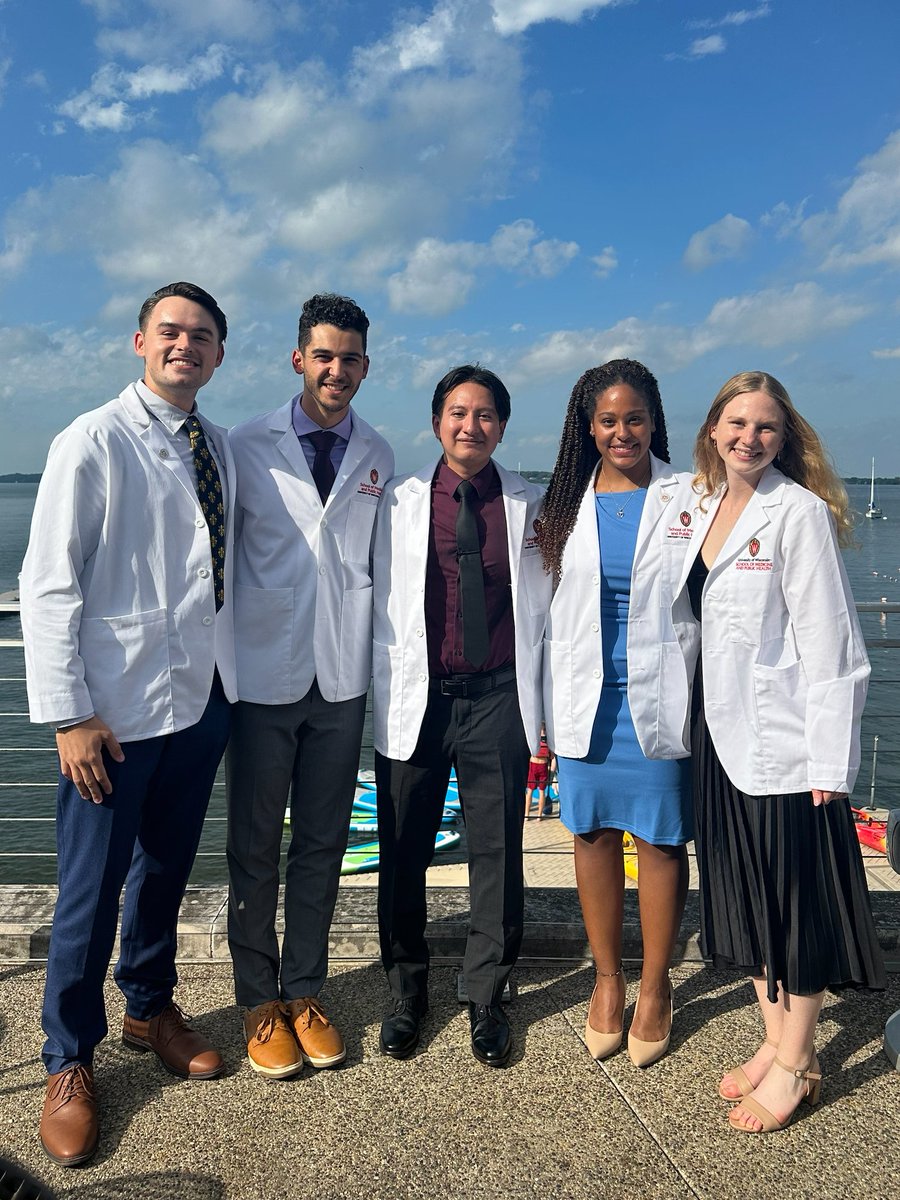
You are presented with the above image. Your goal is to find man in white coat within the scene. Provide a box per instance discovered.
[20,282,236,1167]
[372,365,551,1067]
[227,294,394,1078]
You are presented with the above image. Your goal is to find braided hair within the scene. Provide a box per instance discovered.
[536,359,670,579]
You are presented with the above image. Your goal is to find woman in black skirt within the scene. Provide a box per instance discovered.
[669,371,885,1133]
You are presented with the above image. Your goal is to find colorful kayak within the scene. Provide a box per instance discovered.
[852,808,888,854]
[341,828,461,876]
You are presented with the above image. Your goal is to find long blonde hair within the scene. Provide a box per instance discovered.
[693,371,854,547]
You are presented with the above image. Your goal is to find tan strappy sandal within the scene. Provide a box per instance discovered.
[728,1054,823,1133]
[718,1038,779,1099]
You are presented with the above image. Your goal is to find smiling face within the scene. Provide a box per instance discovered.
[589,383,655,484]
[432,381,506,479]
[133,296,225,411]
[709,390,786,488]
[292,323,369,427]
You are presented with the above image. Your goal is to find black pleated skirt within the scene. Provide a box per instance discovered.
[692,677,886,1002]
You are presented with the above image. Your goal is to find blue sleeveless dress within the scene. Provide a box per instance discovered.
[557,491,692,844]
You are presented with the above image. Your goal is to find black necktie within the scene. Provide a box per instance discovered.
[455,480,490,670]
[184,415,226,611]
[309,430,337,503]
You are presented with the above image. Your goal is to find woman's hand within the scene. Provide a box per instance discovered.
[811,789,846,807]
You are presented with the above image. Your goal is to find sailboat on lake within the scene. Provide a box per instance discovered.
[865,457,884,520]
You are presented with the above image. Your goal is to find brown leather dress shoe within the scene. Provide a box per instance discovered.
[40,1064,98,1167]
[122,1002,224,1079]
[243,1001,303,1079]
[285,997,346,1068]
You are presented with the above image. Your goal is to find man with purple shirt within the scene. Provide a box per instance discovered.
[371,365,551,1066]
[226,294,393,1078]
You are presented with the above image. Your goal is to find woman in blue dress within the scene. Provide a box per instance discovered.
[537,360,695,1067]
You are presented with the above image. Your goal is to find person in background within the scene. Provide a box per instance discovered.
[226,294,393,1079]
[20,282,235,1167]
[671,370,885,1132]
[524,725,551,819]
[372,365,551,1067]
[537,360,695,1068]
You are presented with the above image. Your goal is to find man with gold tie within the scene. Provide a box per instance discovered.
[371,365,551,1067]
[20,282,236,1167]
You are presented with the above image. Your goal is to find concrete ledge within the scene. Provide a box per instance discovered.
[3,884,900,967]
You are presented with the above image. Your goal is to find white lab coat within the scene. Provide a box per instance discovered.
[543,455,700,760]
[20,382,237,740]
[372,458,551,760]
[229,401,394,704]
[667,466,870,795]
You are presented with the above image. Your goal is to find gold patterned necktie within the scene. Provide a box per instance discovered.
[184,414,225,611]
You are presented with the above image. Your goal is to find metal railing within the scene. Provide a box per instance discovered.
[1,602,899,885]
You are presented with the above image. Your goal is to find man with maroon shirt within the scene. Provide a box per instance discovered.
[371,365,551,1066]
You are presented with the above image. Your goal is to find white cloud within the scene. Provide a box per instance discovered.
[388,220,579,315]
[683,214,753,270]
[804,130,900,272]
[491,0,622,36]
[689,35,726,58]
[591,246,618,278]
[871,346,900,359]
[58,46,229,132]
[93,0,302,58]
[0,58,11,104]
[760,200,808,239]
[689,4,771,31]
[509,283,870,382]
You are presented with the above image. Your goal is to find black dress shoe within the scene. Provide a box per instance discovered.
[379,996,428,1059]
[469,1002,512,1067]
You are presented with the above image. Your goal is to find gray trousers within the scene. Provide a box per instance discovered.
[225,682,366,1007]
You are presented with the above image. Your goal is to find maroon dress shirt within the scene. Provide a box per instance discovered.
[425,459,514,677]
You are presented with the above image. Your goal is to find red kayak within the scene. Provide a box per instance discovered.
[852,808,887,854]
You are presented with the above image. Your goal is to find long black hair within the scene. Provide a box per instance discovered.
[536,359,669,578]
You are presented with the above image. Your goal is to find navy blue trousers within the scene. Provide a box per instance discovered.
[41,679,231,1074]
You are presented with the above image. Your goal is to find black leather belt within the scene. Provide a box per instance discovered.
[430,664,516,698]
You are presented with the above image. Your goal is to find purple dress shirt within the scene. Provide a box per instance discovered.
[425,459,514,677]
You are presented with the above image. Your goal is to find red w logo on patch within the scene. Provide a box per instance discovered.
[370,469,379,485]
[748,538,760,558]
[679,511,691,527]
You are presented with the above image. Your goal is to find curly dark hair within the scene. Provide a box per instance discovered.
[536,359,670,578]
[298,293,369,352]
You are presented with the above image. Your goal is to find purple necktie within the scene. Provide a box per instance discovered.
[308,430,337,504]
[455,480,489,670]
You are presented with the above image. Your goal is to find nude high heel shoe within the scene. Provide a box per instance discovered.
[584,965,624,1061]
[728,1055,823,1133]
[627,984,673,1068]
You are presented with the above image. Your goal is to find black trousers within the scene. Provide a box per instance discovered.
[375,678,529,1006]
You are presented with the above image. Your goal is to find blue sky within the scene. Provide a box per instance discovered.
[1,0,898,475]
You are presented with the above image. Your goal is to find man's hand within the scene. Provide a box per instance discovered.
[56,717,125,803]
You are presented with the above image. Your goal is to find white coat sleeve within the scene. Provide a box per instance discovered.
[779,498,869,793]
[20,428,108,725]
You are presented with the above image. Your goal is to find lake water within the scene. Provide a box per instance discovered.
[1,481,898,883]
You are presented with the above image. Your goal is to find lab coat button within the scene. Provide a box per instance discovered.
[592,669,600,678]
[158,449,170,460]
[418,673,427,682]
[196,518,205,529]
[591,622,599,632]
[202,616,213,626]
[415,628,424,638]
[319,566,326,575]
[198,568,210,579]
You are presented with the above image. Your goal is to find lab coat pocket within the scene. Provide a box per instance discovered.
[338,585,374,695]
[344,497,378,564]
[233,584,292,700]
[80,608,169,727]
[543,638,574,752]
[372,638,404,752]
[752,659,804,749]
